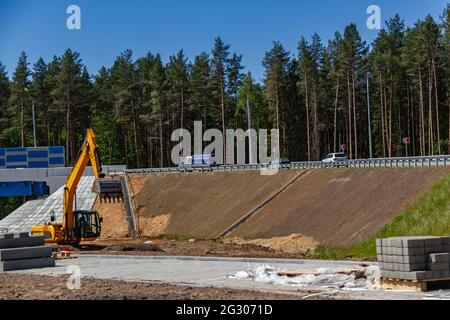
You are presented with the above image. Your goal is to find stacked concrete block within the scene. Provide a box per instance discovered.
[377,236,450,281]
[0,232,55,271]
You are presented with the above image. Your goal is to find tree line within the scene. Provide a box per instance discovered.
[0,6,449,168]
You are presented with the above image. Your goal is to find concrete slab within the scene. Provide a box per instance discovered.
[0,246,52,261]
[0,257,55,271]
[0,236,44,249]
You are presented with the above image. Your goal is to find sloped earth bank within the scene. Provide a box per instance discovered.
[132,171,299,238]
[0,273,302,300]
[231,168,450,247]
[95,168,449,252]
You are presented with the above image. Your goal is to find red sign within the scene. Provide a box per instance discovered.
[402,137,411,145]
[340,144,347,151]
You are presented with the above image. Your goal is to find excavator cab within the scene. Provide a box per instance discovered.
[73,210,102,241]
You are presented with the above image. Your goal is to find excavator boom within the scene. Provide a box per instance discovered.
[31,129,123,245]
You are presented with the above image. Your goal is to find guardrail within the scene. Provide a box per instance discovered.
[111,155,450,175]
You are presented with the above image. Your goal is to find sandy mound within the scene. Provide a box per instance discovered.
[225,234,318,255]
[139,214,172,238]
[93,200,129,239]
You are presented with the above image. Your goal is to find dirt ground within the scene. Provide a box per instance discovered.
[0,273,302,300]
[72,238,310,259]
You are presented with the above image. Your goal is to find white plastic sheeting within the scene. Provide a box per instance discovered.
[228,264,380,291]
[0,176,96,233]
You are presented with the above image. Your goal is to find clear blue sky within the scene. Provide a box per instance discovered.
[0,0,447,82]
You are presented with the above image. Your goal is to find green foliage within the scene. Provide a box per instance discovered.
[0,197,22,220]
[0,5,448,169]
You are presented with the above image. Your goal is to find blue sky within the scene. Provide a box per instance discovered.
[0,0,447,81]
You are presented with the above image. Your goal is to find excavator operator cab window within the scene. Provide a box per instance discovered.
[74,210,101,239]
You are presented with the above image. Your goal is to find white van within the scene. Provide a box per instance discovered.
[178,154,217,170]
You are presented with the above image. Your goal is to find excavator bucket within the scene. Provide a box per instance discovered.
[92,178,123,203]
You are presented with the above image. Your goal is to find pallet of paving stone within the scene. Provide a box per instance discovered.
[380,276,450,292]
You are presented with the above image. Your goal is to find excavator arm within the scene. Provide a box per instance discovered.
[31,129,123,245]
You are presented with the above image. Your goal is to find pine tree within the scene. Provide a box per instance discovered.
[31,58,50,145]
[0,62,10,145]
[9,52,30,147]
[211,37,230,159]
[227,53,244,127]
[263,41,290,155]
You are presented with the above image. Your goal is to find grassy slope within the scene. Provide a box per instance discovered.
[312,172,450,260]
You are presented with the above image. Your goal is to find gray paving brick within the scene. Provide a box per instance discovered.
[0,246,52,261]
[402,255,426,264]
[423,238,442,247]
[428,253,450,263]
[376,246,382,255]
[425,245,443,254]
[0,257,55,271]
[376,239,382,248]
[396,271,427,281]
[377,255,383,262]
[402,247,425,256]
[399,262,426,272]
[427,262,449,271]
[0,236,45,249]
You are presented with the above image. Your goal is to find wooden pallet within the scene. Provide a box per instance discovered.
[380,277,450,292]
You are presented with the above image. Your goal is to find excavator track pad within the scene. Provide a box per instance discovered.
[92,178,124,203]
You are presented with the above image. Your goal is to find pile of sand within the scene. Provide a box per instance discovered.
[224,234,318,255]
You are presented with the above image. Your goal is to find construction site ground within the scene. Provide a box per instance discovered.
[9,254,450,300]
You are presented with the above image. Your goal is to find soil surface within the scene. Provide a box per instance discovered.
[133,171,299,238]
[93,168,449,249]
[0,273,301,300]
[231,168,450,247]
[70,238,309,259]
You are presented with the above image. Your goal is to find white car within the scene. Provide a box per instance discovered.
[322,153,348,163]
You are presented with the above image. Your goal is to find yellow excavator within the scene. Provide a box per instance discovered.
[31,129,123,245]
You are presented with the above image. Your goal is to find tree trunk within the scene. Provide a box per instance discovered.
[20,91,24,147]
[379,72,386,157]
[418,64,425,156]
[220,78,226,161]
[432,58,440,155]
[333,78,339,153]
[352,70,358,159]
[347,71,352,159]
[428,61,434,155]
[159,113,163,167]
[304,72,311,161]
[131,101,140,168]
